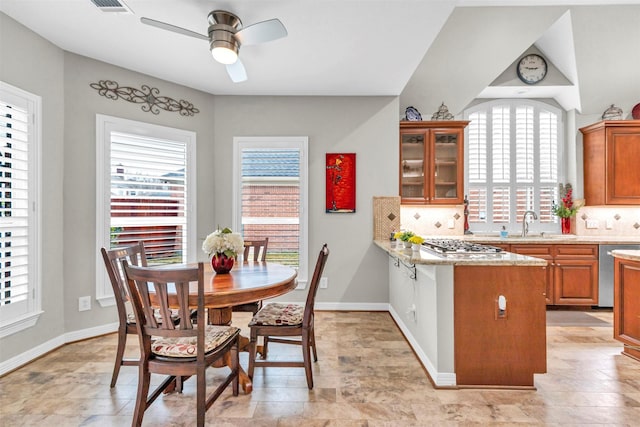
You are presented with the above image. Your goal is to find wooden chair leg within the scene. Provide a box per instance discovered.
[133,370,151,427]
[110,327,127,388]
[248,329,258,379]
[262,335,269,359]
[232,339,239,396]
[302,329,313,389]
[196,366,206,427]
[310,327,318,362]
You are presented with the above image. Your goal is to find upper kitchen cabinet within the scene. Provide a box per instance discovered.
[399,121,469,205]
[580,120,640,205]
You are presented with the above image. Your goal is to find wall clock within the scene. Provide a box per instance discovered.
[516,54,548,85]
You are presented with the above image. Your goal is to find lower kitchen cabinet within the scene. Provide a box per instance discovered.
[388,256,547,387]
[454,265,546,387]
[613,255,640,362]
[507,244,598,306]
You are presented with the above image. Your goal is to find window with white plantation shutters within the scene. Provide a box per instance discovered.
[464,100,562,233]
[96,115,196,306]
[0,82,42,338]
[233,137,309,289]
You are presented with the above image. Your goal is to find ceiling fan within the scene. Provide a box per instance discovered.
[141,10,287,83]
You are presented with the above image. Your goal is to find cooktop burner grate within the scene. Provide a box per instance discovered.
[422,239,503,255]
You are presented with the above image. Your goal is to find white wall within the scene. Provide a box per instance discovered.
[0,13,397,365]
[211,95,397,305]
[0,13,66,362]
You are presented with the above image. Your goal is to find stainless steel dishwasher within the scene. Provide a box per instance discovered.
[598,244,640,307]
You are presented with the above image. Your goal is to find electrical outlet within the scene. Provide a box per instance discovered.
[320,277,328,289]
[447,219,455,229]
[606,219,613,229]
[586,219,599,229]
[78,296,91,312]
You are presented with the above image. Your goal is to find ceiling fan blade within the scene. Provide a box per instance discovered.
[226,59,247,83]
[140,17,209,41]
[235,18,287,45]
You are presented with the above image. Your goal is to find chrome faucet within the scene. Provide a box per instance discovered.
[521,210,538,237]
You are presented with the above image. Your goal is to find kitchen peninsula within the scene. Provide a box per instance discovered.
[375,240,548,388]
[611,250,640,362]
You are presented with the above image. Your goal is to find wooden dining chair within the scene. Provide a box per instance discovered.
[243,237,269,262]
[123,261,240,427]
[232,238,270,315]
[100,242,149,388]
[247,243,329,389]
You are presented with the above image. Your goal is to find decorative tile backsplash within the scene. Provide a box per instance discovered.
[399,205,464,236]
[574,206,640,237]
[397,205,640,238]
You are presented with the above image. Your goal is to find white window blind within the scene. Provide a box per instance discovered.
[0,82,42,337]
[96,115,196,306]
[109,132,188,264]
[465,100,562,233]
[233,137,308,288]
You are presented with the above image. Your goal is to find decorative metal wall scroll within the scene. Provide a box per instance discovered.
[89,80,199,116]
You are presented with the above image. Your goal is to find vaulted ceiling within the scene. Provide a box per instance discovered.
[1,0,639,116]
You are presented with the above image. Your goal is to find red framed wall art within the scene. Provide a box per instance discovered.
[326,153,356,213]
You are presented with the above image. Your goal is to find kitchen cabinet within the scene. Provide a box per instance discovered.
[580,120,640,205]
[613,254,640,362]
[481,243,599,306]
[454,265,546,387]
[509,245,554,305]
[399,121,469,205]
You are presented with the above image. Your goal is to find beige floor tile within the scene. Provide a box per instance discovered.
[1,310,639,426]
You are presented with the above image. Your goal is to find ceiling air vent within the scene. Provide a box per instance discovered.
[90,0,132,13]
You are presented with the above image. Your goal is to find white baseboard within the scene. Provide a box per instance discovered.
[1,304,398,377]
[0,322,118,376]
[388,305,456,387]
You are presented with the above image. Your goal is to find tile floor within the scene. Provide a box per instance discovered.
[1,310,639,426]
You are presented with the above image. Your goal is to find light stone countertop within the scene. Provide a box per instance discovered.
[461,234,640,245]
[374,240,548,266]
[611,249,640,262]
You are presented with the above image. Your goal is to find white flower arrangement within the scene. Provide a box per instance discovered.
[202,227,244,258]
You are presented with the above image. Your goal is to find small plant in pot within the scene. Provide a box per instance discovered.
[408,235,424,251]
[394,230,416,248]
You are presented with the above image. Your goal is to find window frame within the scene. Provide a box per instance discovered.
[0,81,43,338]
[463,99,564,233]
[95,115,197,307]
[232,136,309,289]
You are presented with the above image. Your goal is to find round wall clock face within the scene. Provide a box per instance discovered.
[517,54,548,85]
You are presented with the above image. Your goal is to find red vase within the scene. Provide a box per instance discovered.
[561,217,571,234]
[211,253,234,274]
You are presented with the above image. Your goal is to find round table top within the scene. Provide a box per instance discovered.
[197,261,298,308]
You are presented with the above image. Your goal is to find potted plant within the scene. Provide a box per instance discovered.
[552,183,582,234]
[202,227,244,273]
[408,235,424,251]
[394,230,416,248]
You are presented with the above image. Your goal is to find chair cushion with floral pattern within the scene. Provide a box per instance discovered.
[151,325,240,358]
[248,303,304,327]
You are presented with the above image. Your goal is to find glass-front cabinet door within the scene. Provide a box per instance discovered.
[399,121,468,205]
[400,130,427,201]
[432,129,460,203]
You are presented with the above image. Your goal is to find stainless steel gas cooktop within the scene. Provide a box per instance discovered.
[421,239,503,256]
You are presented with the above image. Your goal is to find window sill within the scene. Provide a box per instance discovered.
[0,310,44,339]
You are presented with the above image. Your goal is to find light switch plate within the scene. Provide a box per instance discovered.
[586,219,599,229]
[320,277,328,289]
[78,296,91,311]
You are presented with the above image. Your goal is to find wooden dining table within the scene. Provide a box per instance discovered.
[161,260,298,393]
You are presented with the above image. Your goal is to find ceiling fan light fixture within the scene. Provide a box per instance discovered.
[211,45,238,64]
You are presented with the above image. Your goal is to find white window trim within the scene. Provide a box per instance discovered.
[0,82,43,338]
[232,136,309,289]
[95,115,197,307]
[464,99,564,233]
